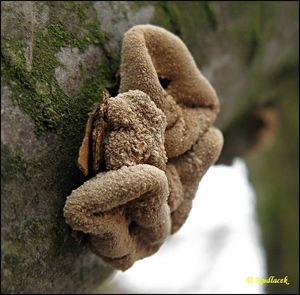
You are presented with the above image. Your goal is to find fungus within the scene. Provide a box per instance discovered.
[64,25,223,271]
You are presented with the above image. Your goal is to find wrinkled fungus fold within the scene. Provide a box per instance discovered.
[64,25,223,271]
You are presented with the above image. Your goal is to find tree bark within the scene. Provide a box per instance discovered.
[1,1,298,293]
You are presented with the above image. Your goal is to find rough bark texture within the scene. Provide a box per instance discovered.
[1,1,299,294]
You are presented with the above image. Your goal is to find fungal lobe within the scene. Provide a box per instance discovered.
[64,24,223,271]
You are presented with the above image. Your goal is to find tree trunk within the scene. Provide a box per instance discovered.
[1,1,298,293]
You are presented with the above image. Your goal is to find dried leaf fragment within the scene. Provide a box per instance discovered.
[77,90,110,177]
[77,111,94,177]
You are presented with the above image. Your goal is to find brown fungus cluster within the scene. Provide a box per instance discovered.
[64,25,223,271]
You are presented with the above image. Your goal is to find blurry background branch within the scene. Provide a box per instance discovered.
[1,1,298,293]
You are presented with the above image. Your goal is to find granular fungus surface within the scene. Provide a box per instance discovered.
[64,25,223,271]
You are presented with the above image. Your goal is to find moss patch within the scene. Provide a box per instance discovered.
[1,1,116,137]
[1,144,28,183]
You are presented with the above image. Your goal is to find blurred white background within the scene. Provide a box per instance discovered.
[97,158,266,294]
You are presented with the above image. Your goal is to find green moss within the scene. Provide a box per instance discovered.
[150,1,224,69]
[136,1,219,37]
[1,2,116,137]
[3,214,66,289]
[46,1,103,39]
[1,144,28,183]
[30,193,40,206]
[203,1,218,30]
[232,2,275,66]
[151,2,182,36]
